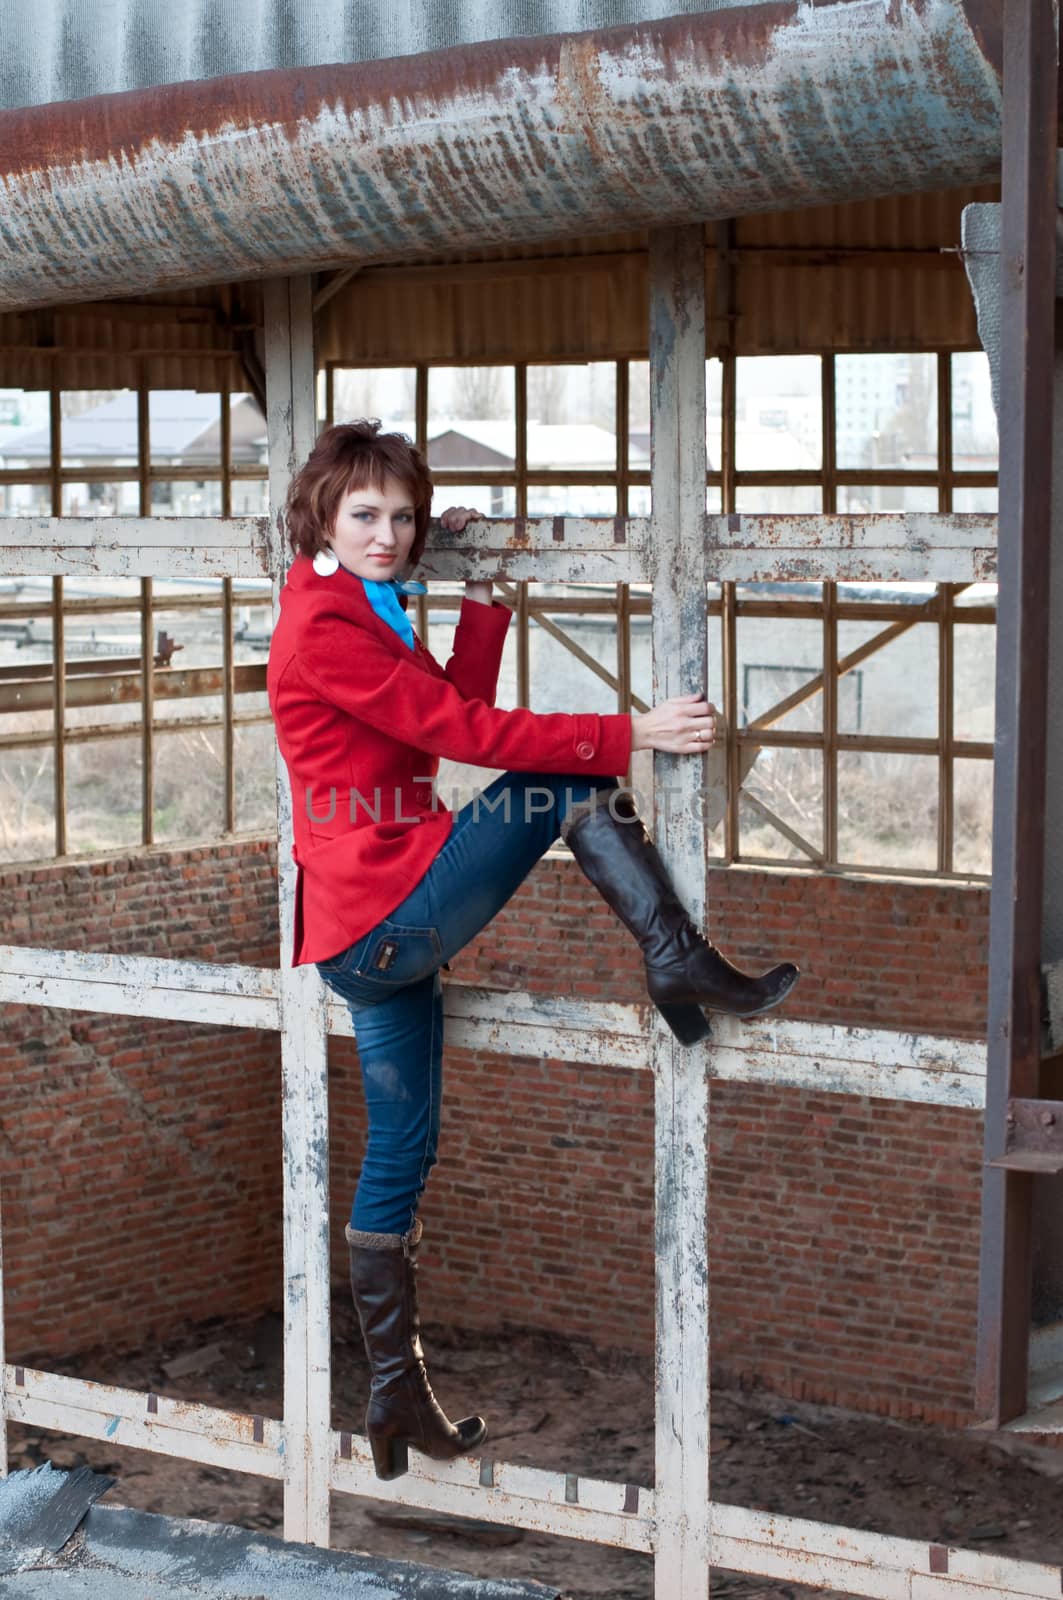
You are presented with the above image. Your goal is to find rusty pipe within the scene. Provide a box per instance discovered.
[0,0,1003,311]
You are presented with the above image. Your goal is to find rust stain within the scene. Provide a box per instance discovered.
[0,1,1004,310]
[0,6,842,175]
[0,3,1001,177]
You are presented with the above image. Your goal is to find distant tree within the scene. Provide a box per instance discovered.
[528,365,567,424]
[454,366,506,420]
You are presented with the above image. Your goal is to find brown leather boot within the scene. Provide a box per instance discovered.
[562,792,799,1045]
[346,1218,487,1481]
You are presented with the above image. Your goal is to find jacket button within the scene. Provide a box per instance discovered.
[576,741,594,760]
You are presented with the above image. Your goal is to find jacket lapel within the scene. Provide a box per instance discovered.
[290,555,434,671]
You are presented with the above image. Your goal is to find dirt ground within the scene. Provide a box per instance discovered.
[8,1303,1063,1600]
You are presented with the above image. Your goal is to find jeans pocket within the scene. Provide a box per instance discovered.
[316,916,442,1000]
[359,917,443,987]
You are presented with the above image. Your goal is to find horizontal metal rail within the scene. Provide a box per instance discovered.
[0,513,996,585]
[0,517,272,579]
[709,1503,1063,1598]
[0,947,986,1108]
[4,1365,284,1479]
[2,1363,651,1549]
[7,1361,1063,1580]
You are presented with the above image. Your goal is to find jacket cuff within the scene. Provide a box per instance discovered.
[571,712,632,773]
[458,594,512,634]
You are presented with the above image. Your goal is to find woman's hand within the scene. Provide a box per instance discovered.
[438,506,493,606]
[439,505,483,533]
[631,693,718,754]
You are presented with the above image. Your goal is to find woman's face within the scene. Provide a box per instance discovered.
[327,474,418,581]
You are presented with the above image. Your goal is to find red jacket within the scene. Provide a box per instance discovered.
[267,555,633,966]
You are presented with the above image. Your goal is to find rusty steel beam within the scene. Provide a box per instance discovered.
[0,3,1003,311]
[975,0,1057,1428]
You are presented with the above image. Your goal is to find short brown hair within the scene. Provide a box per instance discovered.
[284,421,433,566]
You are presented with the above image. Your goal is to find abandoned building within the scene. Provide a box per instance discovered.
[0,0,1060,1597]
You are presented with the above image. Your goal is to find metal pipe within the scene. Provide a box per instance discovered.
[0,3,1003,311]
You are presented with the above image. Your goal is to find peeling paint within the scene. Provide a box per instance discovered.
[0,2,1002,311]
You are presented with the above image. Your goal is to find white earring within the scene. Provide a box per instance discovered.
[312,547,340,577]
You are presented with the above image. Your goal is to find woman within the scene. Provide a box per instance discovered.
[267,420,798,1482]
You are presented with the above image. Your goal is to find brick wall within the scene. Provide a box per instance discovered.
[1,840,988,1422]
[0,842,283,1361]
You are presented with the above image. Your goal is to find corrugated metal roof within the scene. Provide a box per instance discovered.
[0,0,751,112]
[732,184,999,354]
[0,284,250,394]
[313,187,996,366]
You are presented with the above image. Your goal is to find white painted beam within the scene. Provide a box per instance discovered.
[710,1502,1063,1600]
[0,948,986,1106]
[648,224,712,1600]
[421,512,997,585]
[331,1439,654,1553]
[264,274,333,1550]
[0,512,995,586]
[1,1362,652,1550]
[708,1014,987,1108]
[4,1366,283,1479]
[708,514,997,584]
[6,1363,1062,1600]
[0,517,271,579]
[0,945,278,1029]
[426,983,649,1070]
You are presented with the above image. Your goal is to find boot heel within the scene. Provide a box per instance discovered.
[370,1433,409,1481]
[656,1002,711,1046]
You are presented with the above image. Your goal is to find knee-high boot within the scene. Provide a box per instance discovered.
[346,1218,487,1481]
[561,793,799,1046]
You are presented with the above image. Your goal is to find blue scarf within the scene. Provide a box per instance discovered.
[360,576,428,651]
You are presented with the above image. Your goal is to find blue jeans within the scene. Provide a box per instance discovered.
[316,770,618,1234]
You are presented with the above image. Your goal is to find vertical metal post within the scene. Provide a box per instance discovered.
[617,357,630,516]
[220,372,233,520]
[51,576,66,857]
[222,578,236,834]
[49,386,65,854]
[515,362,530,707]
[48,384,61,518]
[617,358,633,781]
[414,365,430,644]
[823,582,839,867]
[822,359,840,867]
[822,354,837,516]
[716,229,740,866]
[221,379,236,834]
[264,276,332,1544]
[938,351,954,513]
[938,583,956,874]
[137,373,154,846]
[648,226,711,1600]
[722,582,739,862]
[0,1183,7,1479]
[938,356,956,875]
[976,0,1057,1425]
[139,576,155,846]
